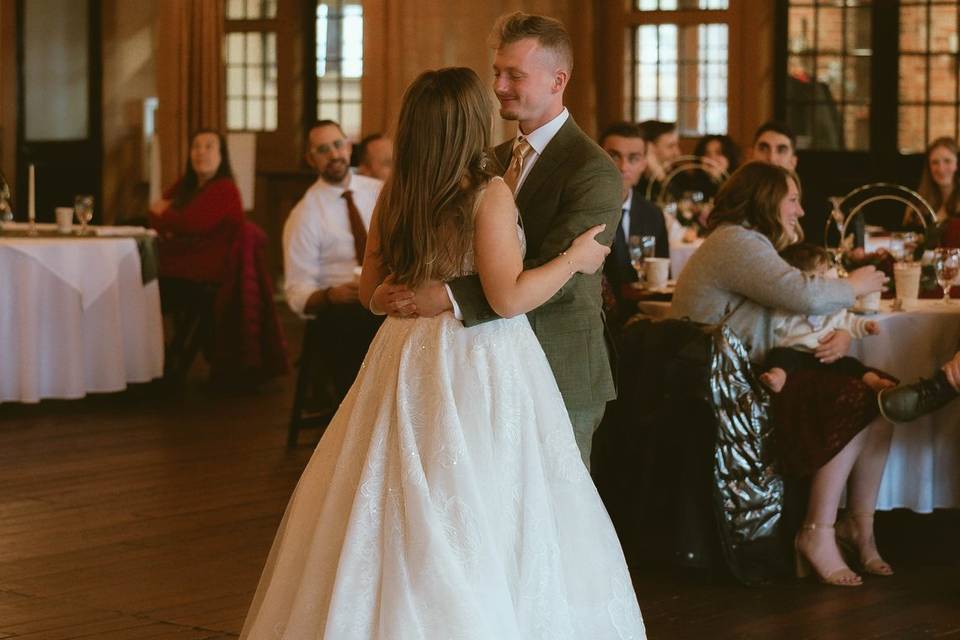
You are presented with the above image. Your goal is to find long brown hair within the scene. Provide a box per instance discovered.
[376,67,496,287]
[918,136,960,218]
[706,161,801,250]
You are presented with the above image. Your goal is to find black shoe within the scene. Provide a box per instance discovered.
[878,372,958,423]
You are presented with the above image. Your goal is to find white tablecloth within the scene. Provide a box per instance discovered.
[851,300,960,512]
[0,232,164,403]
[669,238,703,280]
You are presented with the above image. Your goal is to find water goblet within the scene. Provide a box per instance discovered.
[74,194,94,235]
[628,235,646,285]
[933,248,960,305]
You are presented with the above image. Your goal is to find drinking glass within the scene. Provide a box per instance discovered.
[628,235,645,284]
[933,248,960,305]
[0,174,12,230]
[74,194,94,235]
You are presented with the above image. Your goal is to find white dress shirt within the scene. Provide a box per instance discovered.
[283,173,383,315]
[446,108,570,319]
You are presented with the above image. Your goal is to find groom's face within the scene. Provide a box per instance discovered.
[493,38,562,124]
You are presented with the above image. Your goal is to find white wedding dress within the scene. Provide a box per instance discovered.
[240,197,646,639]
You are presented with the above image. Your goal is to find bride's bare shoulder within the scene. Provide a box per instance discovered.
[476,177,515,217]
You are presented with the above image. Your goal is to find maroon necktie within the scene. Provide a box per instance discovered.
[341,189,367,264]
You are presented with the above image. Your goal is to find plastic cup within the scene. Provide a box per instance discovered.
[894,262,921,310]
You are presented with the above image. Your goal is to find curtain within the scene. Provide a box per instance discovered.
[362,0,597,142]
[156,0,224,190]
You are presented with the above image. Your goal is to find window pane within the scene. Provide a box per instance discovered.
[226,0,244,20]
[223,30,278,132]
[631,23,726,135]
[897,3,959,150]
[316,1,363,138]
[785,1,872,150]
[899,105,926,154]
[930,54,958,103]
[930,105,958,142]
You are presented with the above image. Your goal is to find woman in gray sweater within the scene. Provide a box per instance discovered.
[671,162,890,587]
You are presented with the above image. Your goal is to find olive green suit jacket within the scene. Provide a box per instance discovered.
[448,116,623,409]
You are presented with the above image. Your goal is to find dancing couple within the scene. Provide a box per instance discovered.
[240,12,646,640]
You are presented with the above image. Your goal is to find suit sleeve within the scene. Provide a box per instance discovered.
[448,155,623,327]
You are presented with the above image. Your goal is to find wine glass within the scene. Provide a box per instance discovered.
[74,194,94,235]
[628,235,646,285]
[0,172,12,230]
[933,248,960,305]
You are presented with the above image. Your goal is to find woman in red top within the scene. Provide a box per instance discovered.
[150,129,244,286]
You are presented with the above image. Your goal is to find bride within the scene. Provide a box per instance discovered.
[239,67,646,640]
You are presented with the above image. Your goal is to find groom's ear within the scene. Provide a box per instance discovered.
[552,69,569,94]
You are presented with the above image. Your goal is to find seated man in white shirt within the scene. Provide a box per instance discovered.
[283,119,384,397]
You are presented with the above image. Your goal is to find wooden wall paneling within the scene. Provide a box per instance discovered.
[728,0,775,154]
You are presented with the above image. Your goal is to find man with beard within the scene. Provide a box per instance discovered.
[283,119,384,397]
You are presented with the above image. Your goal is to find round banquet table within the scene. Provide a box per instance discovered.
[632,296,960,511]
[0,224,164,403]
[850,299,960,512]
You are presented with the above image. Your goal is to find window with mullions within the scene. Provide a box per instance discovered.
[315,1,363,139]
[630,22,728,135]
[225,0,279,131]
[785,1,872,151]
[899,0,960,153]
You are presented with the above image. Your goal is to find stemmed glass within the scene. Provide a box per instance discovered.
[74,194,94,235]
[628,234,656,286]
[933,248,960,305]
[0,172,12,231]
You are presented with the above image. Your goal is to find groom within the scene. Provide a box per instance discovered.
[374,12,622,467]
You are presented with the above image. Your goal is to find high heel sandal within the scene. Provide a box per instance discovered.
[836,512,894,576]
[794,523,862,587]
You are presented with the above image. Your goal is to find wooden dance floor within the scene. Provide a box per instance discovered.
[1,308,958,639]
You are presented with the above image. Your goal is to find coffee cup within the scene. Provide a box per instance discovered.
[55,206,73,233]
[644,257,670,289]
[894,262,921,310]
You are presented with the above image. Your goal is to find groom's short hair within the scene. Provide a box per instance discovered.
[490,12,573,73]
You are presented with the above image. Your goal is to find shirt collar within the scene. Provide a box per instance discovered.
[312,173,352,196]
[622,190,633,212]
[516,108,569,156]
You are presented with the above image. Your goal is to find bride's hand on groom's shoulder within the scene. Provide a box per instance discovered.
[371,275,418,317]
[568,224,610,275]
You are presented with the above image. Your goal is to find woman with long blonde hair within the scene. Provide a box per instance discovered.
[240,66,646,639]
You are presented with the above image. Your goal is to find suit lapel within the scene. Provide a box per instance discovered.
[515,117,578,214]
[493,141,512,177]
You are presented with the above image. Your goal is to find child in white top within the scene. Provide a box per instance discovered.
[761,243,896,394]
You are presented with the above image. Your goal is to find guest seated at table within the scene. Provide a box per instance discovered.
[689,134,740,197]
[599,122,670,327]
[909,138,960,246]
[284,119,384,400]
[637,120,680,201]
[879,350,960,422]
[760,243,895,395]
[671,161,894,587]
[353,132,394,181]
[149,129,244,300]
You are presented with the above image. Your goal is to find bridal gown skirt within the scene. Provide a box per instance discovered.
[240,313,645,640]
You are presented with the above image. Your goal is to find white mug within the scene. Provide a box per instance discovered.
[644,257,670,289]
[55,206,73,233]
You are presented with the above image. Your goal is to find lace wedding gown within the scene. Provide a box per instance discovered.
[240,203,646,639]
